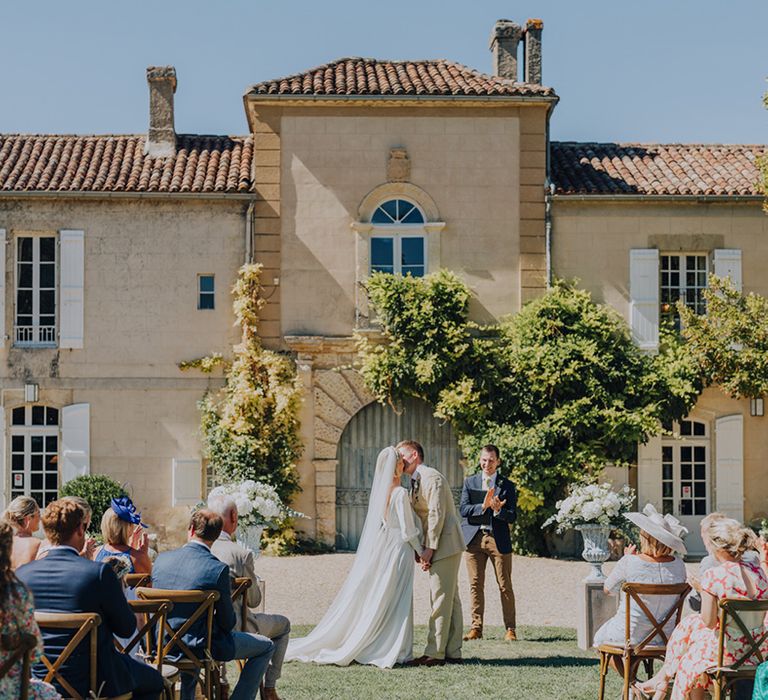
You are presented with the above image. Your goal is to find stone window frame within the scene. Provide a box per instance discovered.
[350,183,445,327]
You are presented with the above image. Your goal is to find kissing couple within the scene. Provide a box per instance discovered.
[285,441,465,668]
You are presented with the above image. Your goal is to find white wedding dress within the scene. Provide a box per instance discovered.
[285,447,423,668]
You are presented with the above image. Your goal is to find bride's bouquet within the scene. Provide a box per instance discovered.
[208,479,304,528]
[543,482,635,533]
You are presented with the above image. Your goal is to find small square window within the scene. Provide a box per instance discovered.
[198,275,215,310]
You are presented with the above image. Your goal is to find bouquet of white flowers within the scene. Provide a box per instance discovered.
[208,480,305,528]
[543,482,635,533]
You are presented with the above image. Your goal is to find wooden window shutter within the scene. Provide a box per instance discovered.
[59,229,85,349]
[713,249,742,292]
[715,414,744,521]
[0,406,5,510]
[0,229,5,348]
[629,249,659,351]
[636,432,662,511]
[61,403,90,484]
[172,458,202,506]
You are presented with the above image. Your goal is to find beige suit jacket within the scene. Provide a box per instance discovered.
[410,464,465,562]
[210,534,261,609]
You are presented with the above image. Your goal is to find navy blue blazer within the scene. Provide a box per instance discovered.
[16,548,137,698]
[459,472,517,555]
[151,542,236,661]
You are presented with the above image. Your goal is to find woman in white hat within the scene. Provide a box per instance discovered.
[633,516,768,699]
[593,503,688,654]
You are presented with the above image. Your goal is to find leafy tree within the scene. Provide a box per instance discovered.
[182,264,303,506]
[679,275,768,398]
[358,271,702,552]
[59,474,127,536]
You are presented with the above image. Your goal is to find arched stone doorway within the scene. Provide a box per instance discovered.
[335,397,465,550]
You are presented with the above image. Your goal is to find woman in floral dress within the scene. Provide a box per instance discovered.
[633,517,768,700]
[0,520,60,700]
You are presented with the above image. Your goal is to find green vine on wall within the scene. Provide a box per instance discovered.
[181,263,303,510]
[357,270,703,553]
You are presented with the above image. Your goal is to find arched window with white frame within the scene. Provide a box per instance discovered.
[369,198,427,277]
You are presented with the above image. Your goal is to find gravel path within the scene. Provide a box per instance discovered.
[255,553,699,628]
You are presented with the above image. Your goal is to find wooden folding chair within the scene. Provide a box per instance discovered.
[706,598,768,699]
[34,611,132,700]
[0,631,36,700]
[597,582,691,700]
[136,587,221,700]
[116,599,179,699]
[124,573,151,589]
[231,577,253,633]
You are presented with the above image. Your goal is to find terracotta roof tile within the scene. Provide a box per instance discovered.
[247,57,555,98]
[0,134,253,193]
[551,142,765,196]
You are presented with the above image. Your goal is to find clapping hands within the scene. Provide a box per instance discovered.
[128,525,149,553]
[483,487,506,513]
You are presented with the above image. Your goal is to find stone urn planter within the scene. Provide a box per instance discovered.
[576,523,612,581]
[238,525,264,557]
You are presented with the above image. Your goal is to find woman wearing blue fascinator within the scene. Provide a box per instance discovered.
[93,495,152,575]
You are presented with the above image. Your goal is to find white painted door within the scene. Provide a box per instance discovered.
[661,419,709,555]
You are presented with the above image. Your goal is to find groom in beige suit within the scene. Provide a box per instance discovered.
[398,440,464,666]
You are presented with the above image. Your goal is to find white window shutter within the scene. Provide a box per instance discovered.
[61,403,90,484]
[0,406,6,510]
[172,458,202,506]
[715,414,744,521]
[713,249,742,292]
[637,432,662,511]
[0,229,5,348]
[59,229,85,349]
[629,249,659,351]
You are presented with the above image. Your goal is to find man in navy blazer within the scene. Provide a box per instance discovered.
[459,444,518,642]
[152,509,274,700]
[17,499,164,700]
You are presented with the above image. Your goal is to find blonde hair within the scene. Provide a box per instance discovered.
[700,512,727,530]
[2,496,39,530]
[100,508,134,547]
[704,517,756,559]
[639,529,673,558]
[61,496,92,520]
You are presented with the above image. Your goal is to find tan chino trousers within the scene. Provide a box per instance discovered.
[464,530,516,632]
[424,552,463,660]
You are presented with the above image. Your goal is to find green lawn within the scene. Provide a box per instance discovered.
[233,625,627,700]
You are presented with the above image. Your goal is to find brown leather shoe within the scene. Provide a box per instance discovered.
[505,628,518,641]
[463,629,482,641]
[261,687,282,700]
[408,655,446,667]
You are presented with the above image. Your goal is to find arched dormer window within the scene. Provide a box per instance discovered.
[370,199,427,277]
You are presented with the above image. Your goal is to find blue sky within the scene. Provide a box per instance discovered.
[3,1,766,143]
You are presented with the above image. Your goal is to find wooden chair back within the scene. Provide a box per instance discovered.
[717,598,768,669]
[135,587,219,668]
[621,582,692,653]
[231,577,252,632]
[124,573,151,589]
[33,611,101,700]
[115,599,174,671]
[0,631,37,700]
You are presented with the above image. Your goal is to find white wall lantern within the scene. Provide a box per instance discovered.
[24,383,38,402]
[750,397,764,417]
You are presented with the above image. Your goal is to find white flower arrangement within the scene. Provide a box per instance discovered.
[209,480,305,528]
[543,482,635,533]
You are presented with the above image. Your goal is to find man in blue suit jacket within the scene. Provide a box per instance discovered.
[152,509,274,700]
[459,444,518,642]
[17,499,164,700]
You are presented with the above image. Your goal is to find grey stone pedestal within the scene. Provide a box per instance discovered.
[577,578,617,650]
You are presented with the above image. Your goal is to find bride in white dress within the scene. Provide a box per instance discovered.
[285,446,423,668]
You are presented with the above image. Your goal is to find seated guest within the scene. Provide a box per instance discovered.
[36,497,97,561]
[152,509,275,700]
[594,504,687,649]
[209,495,290,700]
[4,496,42,568]
[634,517,768,700]
[16,499,164,700]
[0,520,61,699]
[94,496,152,574]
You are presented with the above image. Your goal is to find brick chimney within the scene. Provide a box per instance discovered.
[145,66,177,157]
[524,19,544,84]
[489,19,523,81]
